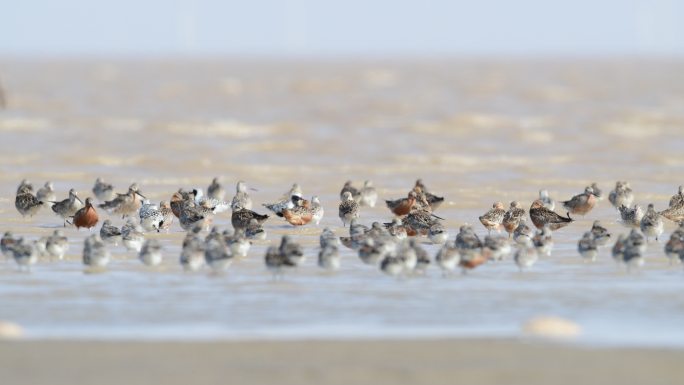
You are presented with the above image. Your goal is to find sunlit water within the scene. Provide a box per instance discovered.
[1,58,684,347]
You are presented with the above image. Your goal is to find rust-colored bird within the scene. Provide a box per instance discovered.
[282,197,314,226]
[386,191,417,216]
[73,197,99,230]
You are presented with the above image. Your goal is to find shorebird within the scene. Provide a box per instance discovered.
[660,205,684,223]
[232,207,269,230]
[529,199,573,230]
[230,180,253,211]
[591,183,603,201]
[478,202,505,234]
[179,201,213,231]
[414,179,445,210]
[669,185,684,208]
[358,236,394,265]
[45,230,68,260]
[502,201,525,237]
[396,240,418,272]
[192,188,230,214]
[263,184,303,217]
[609,181,634,209]
[514,238,538,272]
[384,218,408,240]
[99,183,146,219]
[15,185,43,218]
[207,177,226,201]
[73,197,99,230]
[627,229,647,254]
[482,235,512,261]
[282,196,314,226]
[83,234,110,270]
[159,201,174,231]
[100,219,122,244]
[7,238,38,272]
[245,218,267,240]
[428,223,448,245]
[435,244,460,276]
[340,181,362,202]
[92,178,115,202]
[640,203,664,242]
[265,245,295,278]
[402,209,441,236]
[618,204,644,228]
[513,221,534,245]
[311,196,324,225]
[204,236,233,273]
[455,225,483,264]
[562,186,597,217]
[319,227,340,248]
[51,189,84,226]
[611,234,627,263]
[139,201,164,232]
[339,191,360,227]
[578,232,598,261]
[539,189,555,211]
[279,235,305,267]
[385,191,417,216]
[664,224,684,265]
[1,231,17,259]
[532,226,554,256]
[121,219,145,252]
[36,181,56,208]
[360,180,378,207]
[139,239,163,267]
[318,244,340,271]
[180,228,205,271]
[170,189,194,218]
[590,221,611,246]
[380,254,405,277]
[223,228,251,258]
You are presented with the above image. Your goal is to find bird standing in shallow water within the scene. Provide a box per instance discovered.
[73,197,99,230]
[618,204,643,228]
[122,219,145,252]
[590,221,611,246]
[502,201,526,237]
[640,203,664,242]
[15,185,43,218]
[83,234,110,270]
[311,196,324,225]
[99,183,146,219]
[45,230,68,260]
[7,238,38,272]
[562,186,597,217]
[100,219,122,244]
[609,181,634,209]
[139,201,164,232]
[139,239,163,267]
[339,191,360,227]
[578,232,598,262]
[52,189,84,226]
[263,183,302,217]
[479,202,505,234]
[385,191,417,216]
[414,179,445,211]
[282,196,314,226]
[529,200,572,231]
[232,207,269,231]
[231,180,253,211]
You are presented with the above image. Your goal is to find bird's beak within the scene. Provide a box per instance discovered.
[76,196,84,204]
[250,187,258,192]
[137,191,147,199]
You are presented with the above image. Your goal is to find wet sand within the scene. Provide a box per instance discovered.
[1,339,682,385]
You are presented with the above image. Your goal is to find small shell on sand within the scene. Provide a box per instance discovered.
[522,316,582,339]
[0,321,24,339]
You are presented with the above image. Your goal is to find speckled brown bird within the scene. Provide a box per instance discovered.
[529,200,573,230]
[502,201,526,237]
[479,202,505,234]
[282,197,314,226]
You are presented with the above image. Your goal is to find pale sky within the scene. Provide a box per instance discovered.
[1,0,682,56]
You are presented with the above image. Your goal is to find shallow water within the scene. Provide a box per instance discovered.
[1,58,684,346]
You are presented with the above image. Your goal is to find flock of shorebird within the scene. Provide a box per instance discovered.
[3,177,684,276]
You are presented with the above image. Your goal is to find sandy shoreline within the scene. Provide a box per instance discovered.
[0,339,682,385]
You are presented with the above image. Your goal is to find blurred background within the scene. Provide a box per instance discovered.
[1,0,683,56]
